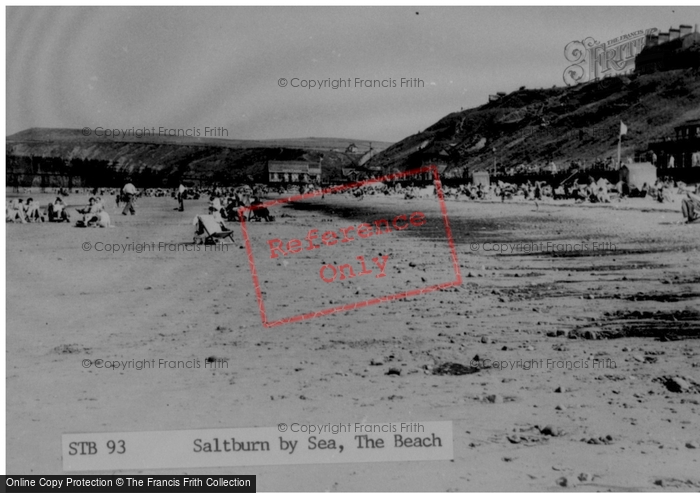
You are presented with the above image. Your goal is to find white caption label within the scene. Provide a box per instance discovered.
[63,421,453,471]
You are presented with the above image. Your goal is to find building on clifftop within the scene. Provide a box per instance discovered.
[635,24,700,73]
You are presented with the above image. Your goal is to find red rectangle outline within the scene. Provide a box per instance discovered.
[238,164,462,328]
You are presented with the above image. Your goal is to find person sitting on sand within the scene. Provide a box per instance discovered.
[248,196,273,222]
[76,197,102,226]
[614,181,627,197]
[96,196,107,212]
[207,205,224,224]
[642,183,650,197]
[628,183,647,198]
[573,185,588,203]
[596,186,610,203]
[48,197,70,222]
[209,196,223,212]
[226,197,246,221]
[6,199,26,223]
[23,198,43,222]
[648,181,660,200]
[86,210,112,228]
[656,181,673,203]
[193,207,232,239]
[680,184,700,223]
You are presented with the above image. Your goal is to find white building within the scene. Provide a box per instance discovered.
[268,161,321,183]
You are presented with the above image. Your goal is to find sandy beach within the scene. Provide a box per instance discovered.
[5,191,700,490]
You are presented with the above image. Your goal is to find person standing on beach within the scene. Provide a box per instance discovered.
[177,182,186,212]
[121,180,138,216]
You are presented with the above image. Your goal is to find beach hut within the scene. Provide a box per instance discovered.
[619,162,657,189]
[472,171,490,188]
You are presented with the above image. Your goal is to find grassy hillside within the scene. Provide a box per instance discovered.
[6,129,392,187]
[369,68,700,174]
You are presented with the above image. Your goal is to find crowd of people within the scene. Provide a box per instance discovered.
[8,174,699,231]
[6,197,43,223]
[190,188,275,244]
[6,195,112,227]
[433,176,694,210]
[5,181,141,226]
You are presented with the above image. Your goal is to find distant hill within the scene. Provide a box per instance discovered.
[6,129,392,187]
[368,68,700,175]
[7,127,389,152]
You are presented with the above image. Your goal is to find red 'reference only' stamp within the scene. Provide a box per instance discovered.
[239,165,461,327]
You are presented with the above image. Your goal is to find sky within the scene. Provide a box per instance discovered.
[6,6,700,143]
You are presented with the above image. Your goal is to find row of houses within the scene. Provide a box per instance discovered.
[267,161,427,184]
[635,24,700,74]
[267,161,322,183]
[266,161,469,184]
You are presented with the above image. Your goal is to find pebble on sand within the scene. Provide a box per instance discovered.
[556,476,573,487]
[540,425,559,436]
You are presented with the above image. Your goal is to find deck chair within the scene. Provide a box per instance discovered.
[194,214,235,245]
